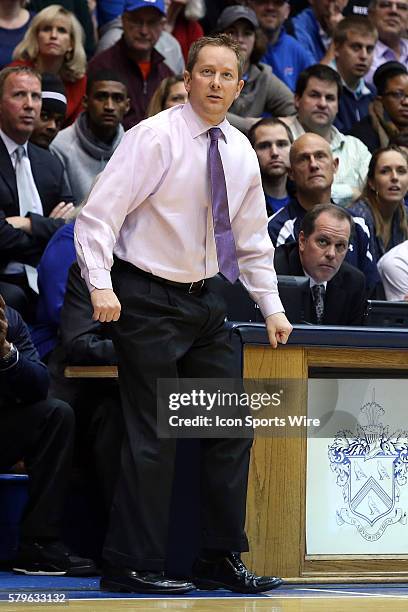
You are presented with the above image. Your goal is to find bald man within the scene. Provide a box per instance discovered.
[268,132,384,297]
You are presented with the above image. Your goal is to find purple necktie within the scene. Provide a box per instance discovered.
[208,127,240,284]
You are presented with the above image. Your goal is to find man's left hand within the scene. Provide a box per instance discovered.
[265,312,293,349]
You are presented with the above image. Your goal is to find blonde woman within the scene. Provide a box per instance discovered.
[146,75,188,117]
[11,4,87,125]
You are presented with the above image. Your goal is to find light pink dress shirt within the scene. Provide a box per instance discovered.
[75,102,283,318]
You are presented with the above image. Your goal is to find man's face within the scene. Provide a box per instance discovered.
[370,0,408,41]
[122,7,164,56]
[30,108,65,148]
[379,73,408,127]
[0,72,42,144]
[309,0,348,32]
[249,0,290,32]
[184,45,244,124]
[295,77,338,132]
[334,31,376,81]
[83,80,130,131]
[253,123,291,179]
[289,134,338,194]
[299,211,350,283]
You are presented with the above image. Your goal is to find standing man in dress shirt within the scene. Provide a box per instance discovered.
[75,34,292,595]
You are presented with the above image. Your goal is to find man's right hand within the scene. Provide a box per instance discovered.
[91,288,121,323]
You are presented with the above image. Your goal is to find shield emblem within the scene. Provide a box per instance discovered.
[348,456,395,527]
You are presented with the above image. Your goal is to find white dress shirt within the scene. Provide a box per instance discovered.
[0,129,43,278]
[377,240,408,301]
[75,102,283,318]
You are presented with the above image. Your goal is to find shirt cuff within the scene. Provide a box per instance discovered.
[257,294,285,319]
[88,268,113,292]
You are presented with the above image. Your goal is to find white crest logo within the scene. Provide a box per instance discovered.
[328,390,408,541]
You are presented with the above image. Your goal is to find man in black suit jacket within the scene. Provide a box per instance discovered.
[274,204,367,325]
[0,66,74,317]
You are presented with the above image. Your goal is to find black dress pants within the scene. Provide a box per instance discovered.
[0,398,74,540]
[103,261,252,570]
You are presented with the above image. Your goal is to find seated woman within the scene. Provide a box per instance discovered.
[348,146,408,264]
[11,4,87,126]
[146,75,188,117]
[216,5,295,135]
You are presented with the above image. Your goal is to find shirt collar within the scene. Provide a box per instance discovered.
[181,101,231,143]
[376,38,408,61]
[0,128,28,158]
[306,273,327,290]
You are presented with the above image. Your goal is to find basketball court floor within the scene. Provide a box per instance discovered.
[1,573,408,611]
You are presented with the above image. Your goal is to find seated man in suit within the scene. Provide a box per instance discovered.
[274,204,367,325]
[0,293,96,575]
[0,66,74,319]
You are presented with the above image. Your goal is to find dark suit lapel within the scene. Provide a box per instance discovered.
[0,137,18,206]
[324,270,347,324]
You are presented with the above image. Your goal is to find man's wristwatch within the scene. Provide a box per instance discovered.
[0,343,18,366]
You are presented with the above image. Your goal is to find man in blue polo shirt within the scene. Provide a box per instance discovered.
[291,0,348,62]
[249,0,314,91]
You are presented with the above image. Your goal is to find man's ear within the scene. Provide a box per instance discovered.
[235,79,245,100]
[184,70,192,94]
[298,230,306,253]
[334,42,341,60]
[82,94,88,111]
[125,97,131,114]
[333,156,339,175]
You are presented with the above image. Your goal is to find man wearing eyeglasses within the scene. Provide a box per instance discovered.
[366,0,408,84]
[350,61,408,151]
[88,0,173,130]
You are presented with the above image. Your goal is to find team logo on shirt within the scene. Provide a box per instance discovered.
[328,391,408,541]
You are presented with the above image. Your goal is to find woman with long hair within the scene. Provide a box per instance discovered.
[349,146,408,263]
[146,75,188,117]
[11,4,87,125]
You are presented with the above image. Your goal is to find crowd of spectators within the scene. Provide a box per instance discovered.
[2,0,408,578]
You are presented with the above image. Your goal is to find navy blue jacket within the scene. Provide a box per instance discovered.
[0,306,49,404]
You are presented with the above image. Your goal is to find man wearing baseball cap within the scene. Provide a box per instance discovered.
[88,0,173,130]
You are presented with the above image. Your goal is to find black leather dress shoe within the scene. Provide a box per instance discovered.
[100,566,195,594]
[192,552,283,593]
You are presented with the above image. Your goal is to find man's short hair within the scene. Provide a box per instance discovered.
[86,69,129,96]
[295,64,343,99]
[333,15,378,46]
[248,117,294,148]
[0,65,41,99]
[186,34,244,80]
[300,203,354,239]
